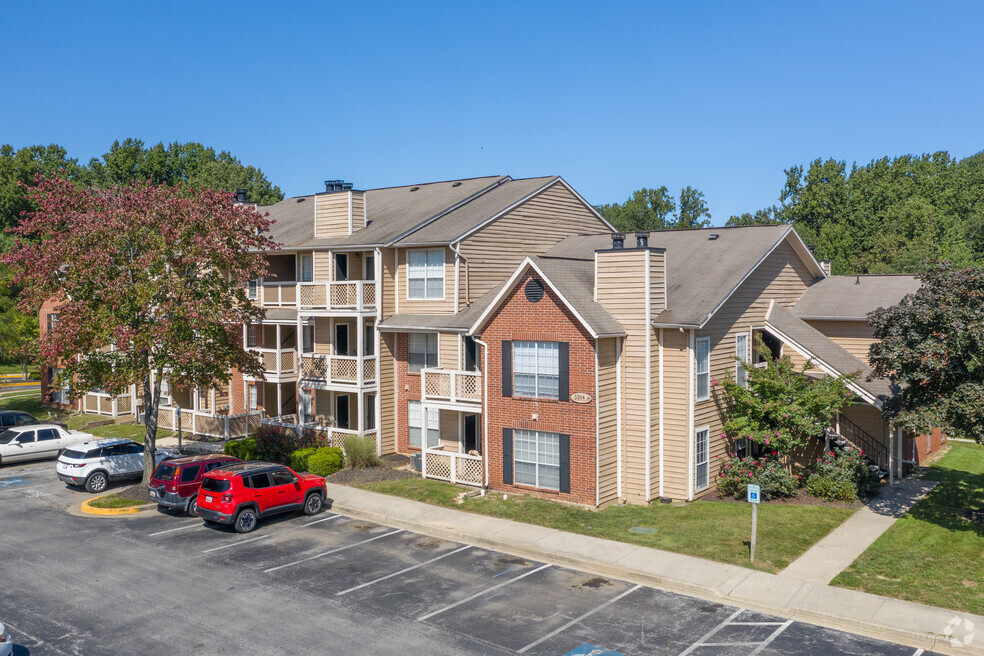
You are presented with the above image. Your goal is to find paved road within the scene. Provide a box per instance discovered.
[0,460,940,656]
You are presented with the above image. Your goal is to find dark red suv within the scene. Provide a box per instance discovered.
[148,455,243,516]
[196,462,327,533]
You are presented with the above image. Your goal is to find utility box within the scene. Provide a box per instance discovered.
[410,452,422,472]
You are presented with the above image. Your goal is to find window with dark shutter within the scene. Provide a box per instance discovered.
[559,433,570,494]
[558,342,569,402]
[501,341,512,397]
[502,428,513,484]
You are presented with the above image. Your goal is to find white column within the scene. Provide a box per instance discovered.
[889,426,894,485]
[277,383,283,419]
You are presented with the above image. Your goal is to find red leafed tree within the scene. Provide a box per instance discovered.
[4,176,277,482]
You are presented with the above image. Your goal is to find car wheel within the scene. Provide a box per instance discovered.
[186,495,199,517]
[234,508,257,534]
[84,471,108,494]
[303,492,323,516]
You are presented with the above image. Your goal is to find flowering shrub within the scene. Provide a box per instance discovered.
[806,449,879,502]
[717,454,799,500]
[254,425,329,464]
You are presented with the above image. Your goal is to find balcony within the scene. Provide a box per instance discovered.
[82,392,135,418]
[421,368,482,409]
[257,281,376,313]
[300,353,376,387]
[247,347,297,381]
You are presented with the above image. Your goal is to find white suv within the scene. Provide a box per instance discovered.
[56,438,178,493]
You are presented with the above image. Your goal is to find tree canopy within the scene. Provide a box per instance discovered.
[4,177,277,480]
[868,262,984,443]
[597,185,711,232]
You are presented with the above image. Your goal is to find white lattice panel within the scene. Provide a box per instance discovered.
[455,456,484,485]
[299,284,327,308]
[363,358,376,381]
[262,351,278,371]
[280,351,296,373]
[330,283,356,307]
[362,283,376,307]
[424,371,452,397]
[301,356,328,379]
[331,358,358,381]
[456,374,480,400]
[425,452,452,481]
[100,397,112,414]
[117,396,132,413]
[196,416,224,438]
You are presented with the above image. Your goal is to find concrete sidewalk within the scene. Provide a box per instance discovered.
[781,476,938,584]
[325,482,981,656]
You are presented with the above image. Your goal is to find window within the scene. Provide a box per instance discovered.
[15,430,36,444]
[695,428,710,490]
[201,477,230,492]
[247,326,258,348]
[464,336,479,372]
[408,333,438,373]
[180,465,202,483]
[159,379,172,407]
[335,253,349,281]
[736,333,749,387]
[696,337,710,401]
[365,393,376,431]
[243,473,272,489]
[407,249,444,299]
[248,279,258,300]
[513,341,559,399]
[514,430,560,490]
[248,385,258,412]
[364,323,374,356]
[299,254,313,282]
[47,313,59,332]
[15,413,36,426]
[408,401,439,448]
[335,324,349,356]
[365,254,375,281]
[271,469,297,486]
[37,428,59,441]
[302,325,314,354]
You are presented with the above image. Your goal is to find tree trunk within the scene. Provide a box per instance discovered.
[141,370,162,485]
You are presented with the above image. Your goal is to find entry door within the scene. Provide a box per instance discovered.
[464,415,480,454]
[336,395,350,430]
[9,430,37,462]
[335,324,349,356]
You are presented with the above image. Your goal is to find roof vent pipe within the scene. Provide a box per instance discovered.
[635,232,649,249]
[611,232,625,250]
[235,189,247,203]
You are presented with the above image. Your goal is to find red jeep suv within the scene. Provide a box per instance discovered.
[149,455,243,516]
[197,462,328,533]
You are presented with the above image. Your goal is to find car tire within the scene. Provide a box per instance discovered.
[234,508,257,534]
[84,471,109,494]
[186,495,199,517]
[303,492,323,516]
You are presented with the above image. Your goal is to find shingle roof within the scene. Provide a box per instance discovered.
[793,275,921,320]
[529,256,625,337]
[765,302,893,404]
[377,281,508,332]
[544,224,815,327]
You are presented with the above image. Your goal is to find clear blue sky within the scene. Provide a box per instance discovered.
[4,1,983,223]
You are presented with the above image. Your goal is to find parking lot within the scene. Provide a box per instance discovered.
[0,461,938,656]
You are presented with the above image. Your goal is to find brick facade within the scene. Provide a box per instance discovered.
[394,332,421,454]
[905,428,947,467]
[480,271,598,506]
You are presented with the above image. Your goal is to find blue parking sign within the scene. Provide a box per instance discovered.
[747,484,761,504]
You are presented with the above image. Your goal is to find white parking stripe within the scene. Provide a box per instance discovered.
[418,563,551,622]
[202,534,271,553]
[676,608,744,656]
[912,649,925,656]
[518,584,642,653]
[150,522,203,536]
[336,545,472,596]
[748,620,793,655]
[301,514,341,527]
[264,529,404,573]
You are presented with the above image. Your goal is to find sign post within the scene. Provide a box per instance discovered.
[747,483,760,562]
[176,406,183,453]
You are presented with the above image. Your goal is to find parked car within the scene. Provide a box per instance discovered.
[148,454,243,516]
[0,423,93,465]
[0,409,67,430]
[197,462,327,533]
[56,438,178,493]
[0,620,11,656]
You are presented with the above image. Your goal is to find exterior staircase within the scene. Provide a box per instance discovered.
[823,414,890,480]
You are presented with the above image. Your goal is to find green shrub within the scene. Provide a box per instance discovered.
[343,435,380,468]
[716,454,799,500]
[290,447,319,472]
[806,474,836,500]
[225,438,258,461]
[806,449,879,501]
[308,447,344,477]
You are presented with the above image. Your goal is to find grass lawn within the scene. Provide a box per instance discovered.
[86,423,174,442]
[87,493,146,509]
[0,392,173,441]
[833,442,984,614]
[359,479,855,573]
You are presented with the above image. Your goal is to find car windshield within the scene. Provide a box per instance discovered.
[201,478,230,493]
[0,429,20,444]
[153,463,177,481]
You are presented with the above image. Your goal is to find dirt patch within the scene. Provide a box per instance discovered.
[712,487,864,509]
[326,453,418,485]
[494,556,530,567]
[113,483,154,504]
[571,577,612,590]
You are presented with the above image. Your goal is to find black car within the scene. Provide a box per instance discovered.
[0,410,67,430]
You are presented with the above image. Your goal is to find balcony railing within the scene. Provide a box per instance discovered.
[421,368,482,406]
[257,280,376,312]
[248,347,297,378]
[157,407,262,440]
[259,415,378,451]
[422,447,483,487]
[82,392,135,418]
[300,353,376,385]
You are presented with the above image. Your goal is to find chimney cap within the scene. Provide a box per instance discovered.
[235,188,248,203]
[635,231,649,249]
[610,232,625,249]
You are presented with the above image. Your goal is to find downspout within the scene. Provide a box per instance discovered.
[473,337,490,488]
[450,241,462,310]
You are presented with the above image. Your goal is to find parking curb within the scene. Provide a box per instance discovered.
[80,495,155,516]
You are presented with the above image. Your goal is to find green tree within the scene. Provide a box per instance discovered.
[726,206,785,227]
[596,186,676,232]
[673,185,712,229]
[0,144,83,230]
[0,266,37,378]
[868,262,984,443]
[84,139,284,205]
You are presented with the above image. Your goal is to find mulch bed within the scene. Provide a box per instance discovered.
[326,454,419,485]
[111,483,154,504]
[712,487,864,509]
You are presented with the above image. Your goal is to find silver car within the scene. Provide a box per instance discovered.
[0,423,93,465]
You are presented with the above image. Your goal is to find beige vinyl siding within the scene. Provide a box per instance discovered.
[438,333,459,369]
[312,318,355,356]
[315,193,351,238]
[439,410,459,451]
[458,182,611,308]
[313,251,332,281]
[595,250,649,503]
[596,338,619,506]
[650,251,666,313]
[379,333,397,454]
[805,320,876,363]
[839,404,887,444]
[351,191,366,229]
[381,247,397,317]
[660,329,690,500]
[692,237,817,498]
[397,247,455,314]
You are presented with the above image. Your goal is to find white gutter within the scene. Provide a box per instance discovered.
[473,337,490,488]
